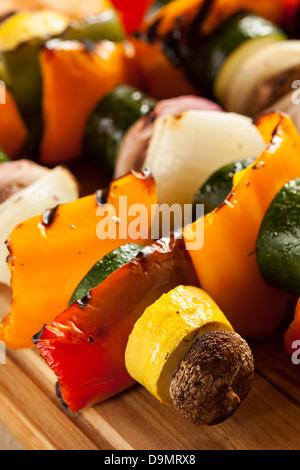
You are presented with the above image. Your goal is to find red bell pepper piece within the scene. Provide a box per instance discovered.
[33,236,199,412]
[284,298,300,355]
[111,0,155,33]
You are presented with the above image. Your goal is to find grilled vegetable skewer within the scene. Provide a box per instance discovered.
[125,286,254,426]
[33,236,200,411]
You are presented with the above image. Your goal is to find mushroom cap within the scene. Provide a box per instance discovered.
[169,330,254,426]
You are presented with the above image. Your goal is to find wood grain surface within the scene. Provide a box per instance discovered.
[0,331,299,451]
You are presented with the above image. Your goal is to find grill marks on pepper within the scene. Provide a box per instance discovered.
[187,0,215,46]
[252,162,265,170]
[137,0,216,67]
[146,18,162,43]
[42,205,59,227]
[32,324,46,345]
[55,382,69,409]
[161,15,189,67]
[95,187,109,206]
[77,291,92,308]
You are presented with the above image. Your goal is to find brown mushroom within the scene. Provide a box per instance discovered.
[169,330,254,426]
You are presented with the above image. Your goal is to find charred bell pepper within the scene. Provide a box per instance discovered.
[137,0,286,69]
[184,112,300,340]
[133,0,287,99]
[0,170,156,350]
[33,235,200,412]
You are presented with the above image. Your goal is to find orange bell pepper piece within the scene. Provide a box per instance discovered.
[284,298,300,356]
[184,112,300,340]
[39,39,142,165]
[141,0,286,38]
[0,83,27,158]
[0,170,156,349]
[129,37,198,100]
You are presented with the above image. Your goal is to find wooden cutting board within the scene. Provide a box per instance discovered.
[0,331,299,451]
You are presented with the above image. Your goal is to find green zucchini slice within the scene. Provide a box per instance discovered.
[185,11,286,98]
[69,243,145,305]
[84,85,156,172]
[193,157,254,216]
[256,179,300,297]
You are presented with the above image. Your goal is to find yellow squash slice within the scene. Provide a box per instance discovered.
[125,285,233,405]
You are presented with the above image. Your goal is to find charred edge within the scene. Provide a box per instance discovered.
[270,115,286,143]
[129,168,154,182]
[246,249,257,257]
[138,167,152,178]
[55,382,69,410]
[5,254,12,264]
[132,30,148,41]
[112,167,154,186]
[146,18,162,43]
[95,168,154,208]
[135,233,181,261]
[187,0,216,45]
[252,163,264,170]
[95,187,110,206]
[144,107,157,125]
[77,291,92,308]
[252,112,283,133]
[134,243,156,261]
[161,15,189,67]
[42,205,59,227]
[82,39,96,54]
[214,192,236,213]
[32,324,46,345]
[0,11,17,25]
